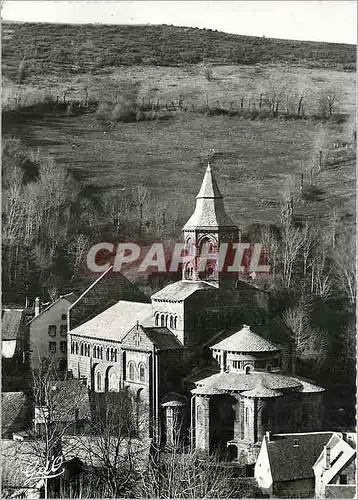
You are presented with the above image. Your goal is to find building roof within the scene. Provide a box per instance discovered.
[50,379,91,422]
[241,378,283,398]
[192,371,308,394]
[28,293,77,325]
[1,392,28,436]
[1,440,47,489]
[2,309,24,340]
[142,327,183,350]
[151,280,217,301]
[210,325,280,353]
[70,300,152,341]
[183,163,238,230]
[265,432,334,482]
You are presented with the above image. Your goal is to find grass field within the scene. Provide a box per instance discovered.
[3,102,355,230]
[2,24,356,232]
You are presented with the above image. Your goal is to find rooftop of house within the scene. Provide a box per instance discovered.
[2,309,25,340]
[191,370,324,395]
[210,324,280,353]
[28,293,77,325]
[1,392,29,437]
[36,379,91,423]
[161,392,188,407]
[70,300,152,341]
[1,439,47,489]
[183,163,238,230]
[151,280,217,301]
[263,432,334,482]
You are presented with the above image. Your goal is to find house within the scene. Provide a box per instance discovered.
[2,308,30,391]
[313,432,356,498]
[254,431,334,497]
[28,293,77,371]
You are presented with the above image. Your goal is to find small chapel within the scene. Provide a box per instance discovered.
[67,163,324,463]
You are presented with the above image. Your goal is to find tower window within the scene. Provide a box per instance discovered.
[155,313,160,326]
[170,315,174,329]
[245,407,250,424]
[161,314,165,327]
[97,372,102,391]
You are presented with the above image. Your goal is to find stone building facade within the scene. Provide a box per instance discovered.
[67,163,324,458]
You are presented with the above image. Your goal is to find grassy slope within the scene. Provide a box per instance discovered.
[2,24,356,230]
[2,22,356,82]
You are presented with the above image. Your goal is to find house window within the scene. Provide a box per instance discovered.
[339,475,348,485]
[128,362,135,381]
[49,342,56,353]
[60,341,67,353]
[60,325,67,336]
[61,314,67,320]
[139,364,145,382]
[48,325,56,337]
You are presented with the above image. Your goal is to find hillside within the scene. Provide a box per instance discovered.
[2,22,356,82]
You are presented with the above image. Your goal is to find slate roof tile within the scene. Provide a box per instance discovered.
[211,325,280,352]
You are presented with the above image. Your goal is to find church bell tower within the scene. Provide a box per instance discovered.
[182,163,239,287]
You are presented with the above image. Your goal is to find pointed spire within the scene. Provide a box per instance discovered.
[183,163,237,229]
[196,162,223,199]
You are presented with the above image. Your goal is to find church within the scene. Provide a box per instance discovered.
[67,163,324,462]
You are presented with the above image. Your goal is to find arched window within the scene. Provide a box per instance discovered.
[161,314,165,327]
[71,342,74,354]
[106,348,110,361]
[245,365,253,374]
[100,347,103,359]
[87,344,91,357]
[155,313,160,326]
[170,315,174,329]
[75,343,79,354]
[128,362,135,381]
[174,316,177,329]
[139,364,145,382]
[165,314,169,327]
[80,343,84,356]
[245,407,250,424]
[114,349,118,362]
[97,372,102,392]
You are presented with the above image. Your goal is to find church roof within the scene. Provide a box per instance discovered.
[192,371,306,394]
[151,280,217,301]
[183,164,238,230]
[142,327,183,350]
[241,378,283,398]
[70,300,152,341]
[210,325,280,353]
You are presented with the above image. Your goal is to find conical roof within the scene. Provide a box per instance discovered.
[183,163,238,230]
[211,325,280,353]
[196,163,223,199]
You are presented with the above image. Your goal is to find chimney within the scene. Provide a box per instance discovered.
[324,445,331,469]
[34,297,41,317]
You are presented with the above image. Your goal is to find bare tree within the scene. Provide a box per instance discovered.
[333,230,356,305]
[280,220,302,289]
[282,300,311,355]
[132,184,149,235]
